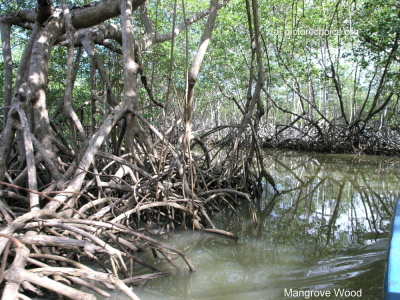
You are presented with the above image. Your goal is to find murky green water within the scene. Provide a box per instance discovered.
[114,150,400,299]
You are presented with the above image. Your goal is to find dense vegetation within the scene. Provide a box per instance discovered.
[0,0,398,299]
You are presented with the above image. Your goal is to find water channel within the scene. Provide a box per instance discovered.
[106,150,400,299]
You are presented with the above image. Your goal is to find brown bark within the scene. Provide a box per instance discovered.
[0,1,254,299]
[36,0,54,24]
[0,22,12,124]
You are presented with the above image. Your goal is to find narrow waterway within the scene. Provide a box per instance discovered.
[109,150,400,299]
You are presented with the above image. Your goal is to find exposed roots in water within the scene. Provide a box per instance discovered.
[259,124,400,156]
[0,1,271,297]
[0,137,266,299]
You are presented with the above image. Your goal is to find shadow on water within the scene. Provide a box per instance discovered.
[102,150,400,299]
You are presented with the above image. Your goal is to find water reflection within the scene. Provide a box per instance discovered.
[133,150,400,300]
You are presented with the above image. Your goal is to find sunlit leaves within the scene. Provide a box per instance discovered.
[1,0,399,133]
[357,0,400,64]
